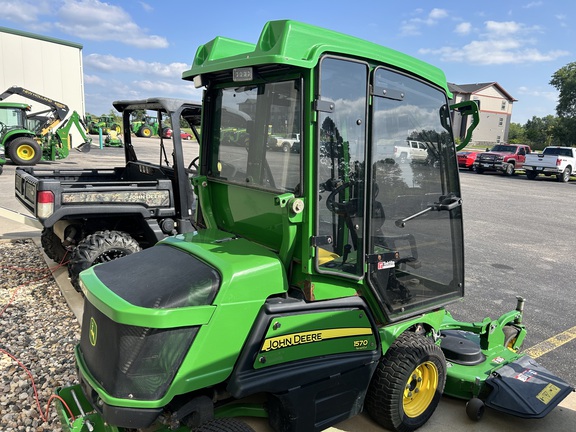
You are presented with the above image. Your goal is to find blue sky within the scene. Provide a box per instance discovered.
[0,0,572,124]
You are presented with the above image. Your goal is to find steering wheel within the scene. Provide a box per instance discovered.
[187,156,199,172]
[325,181,357,217]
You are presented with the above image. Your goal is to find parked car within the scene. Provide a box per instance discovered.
[524,146,576,182]
[473,144,532,176]
[457,150,478,170]
[163,129,194,140]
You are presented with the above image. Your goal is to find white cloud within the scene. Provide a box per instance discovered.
[0,0,51,23]
[55,0,168,48]
[400,8,450,36]
[0,0,168,48]
[454,22,472,35]
[419,20,568,65]
[523,1,543,8]
[84,54,188,78]
[83,74,105,85]
[517,86,558,102]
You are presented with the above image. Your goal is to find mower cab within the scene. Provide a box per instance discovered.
[57,20,573,432]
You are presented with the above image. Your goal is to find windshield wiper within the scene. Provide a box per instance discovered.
[395,194,462,228]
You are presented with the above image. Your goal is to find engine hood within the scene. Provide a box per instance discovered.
[79,229,288,327]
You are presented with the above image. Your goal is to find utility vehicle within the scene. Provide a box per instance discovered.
[56,20,572,432]
[15,98,201,289]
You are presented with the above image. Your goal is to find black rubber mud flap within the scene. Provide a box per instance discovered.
[484,355,574,419]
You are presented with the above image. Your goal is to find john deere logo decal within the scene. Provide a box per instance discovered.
[89,317,98,346]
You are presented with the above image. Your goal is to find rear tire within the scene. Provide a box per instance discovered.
[8,137,42,165]
[191,419,255,431]
[140,126,152,138]
[68,230,141,291]
[365,332,446,432]
[557,167,571,183]
[41,227,68,263]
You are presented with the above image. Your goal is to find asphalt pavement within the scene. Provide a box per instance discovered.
[1,141,575,432]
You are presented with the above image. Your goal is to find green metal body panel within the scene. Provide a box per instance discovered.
[255,308,377,368]
[439,309,527,400]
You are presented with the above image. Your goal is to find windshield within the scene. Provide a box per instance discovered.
[368,67,463,317]
[208,80,301,193]
[491,145,516,152]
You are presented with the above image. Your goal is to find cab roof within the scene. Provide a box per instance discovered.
[182,19,451,96]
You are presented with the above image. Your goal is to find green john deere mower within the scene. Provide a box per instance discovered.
[56,20,572,432]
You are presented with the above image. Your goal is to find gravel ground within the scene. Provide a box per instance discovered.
[0,239,79,431]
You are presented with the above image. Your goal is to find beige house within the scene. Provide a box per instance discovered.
[449,82,516,147]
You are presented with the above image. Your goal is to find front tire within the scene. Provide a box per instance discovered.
[68,230,141,291]
[8,137,42,165]
[504,163,514,176]
[365,332,446,432]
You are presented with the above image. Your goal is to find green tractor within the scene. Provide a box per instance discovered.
[0,102,90,165]
[86,114,122,135]
[56,20,572,432]
[131,114,168,138]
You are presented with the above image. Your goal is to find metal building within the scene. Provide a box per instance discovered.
[0,26,85,137]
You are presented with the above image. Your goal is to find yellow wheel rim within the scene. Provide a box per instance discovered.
[17,144,36,161]
[403,361,439,418]
[143,129,151,137]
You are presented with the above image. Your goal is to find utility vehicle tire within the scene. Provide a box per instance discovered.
[191,419,255,431]
[140,126,153,138]
[466,397,485,421]
[41,227,68,264]
[557,167,571,183]
[504,163,514,176]
[365,332,446,432]
[68,230,141,291]
[526,170,537,180]
[8,137,42,165]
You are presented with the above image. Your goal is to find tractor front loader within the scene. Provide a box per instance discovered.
[0,86,91,164]
[55,20,572,432]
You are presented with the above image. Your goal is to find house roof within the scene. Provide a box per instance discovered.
[448,82,517,102]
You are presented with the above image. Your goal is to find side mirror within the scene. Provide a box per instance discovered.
[450,101,480,151]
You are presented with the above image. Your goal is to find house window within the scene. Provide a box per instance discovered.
[499,117,503,126]
[501,100,506,110]
[496,135,501,143]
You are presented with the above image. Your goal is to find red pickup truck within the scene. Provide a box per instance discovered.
[473,144,532,176]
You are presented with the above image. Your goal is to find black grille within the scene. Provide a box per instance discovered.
[79,300,198,400]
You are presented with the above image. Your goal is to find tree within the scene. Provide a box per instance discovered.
[524,115,557,150]
[507,122,525,144]
[550,62,576,145]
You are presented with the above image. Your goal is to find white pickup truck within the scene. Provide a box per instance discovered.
[523,146,576,182]
[268,133,300,152]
